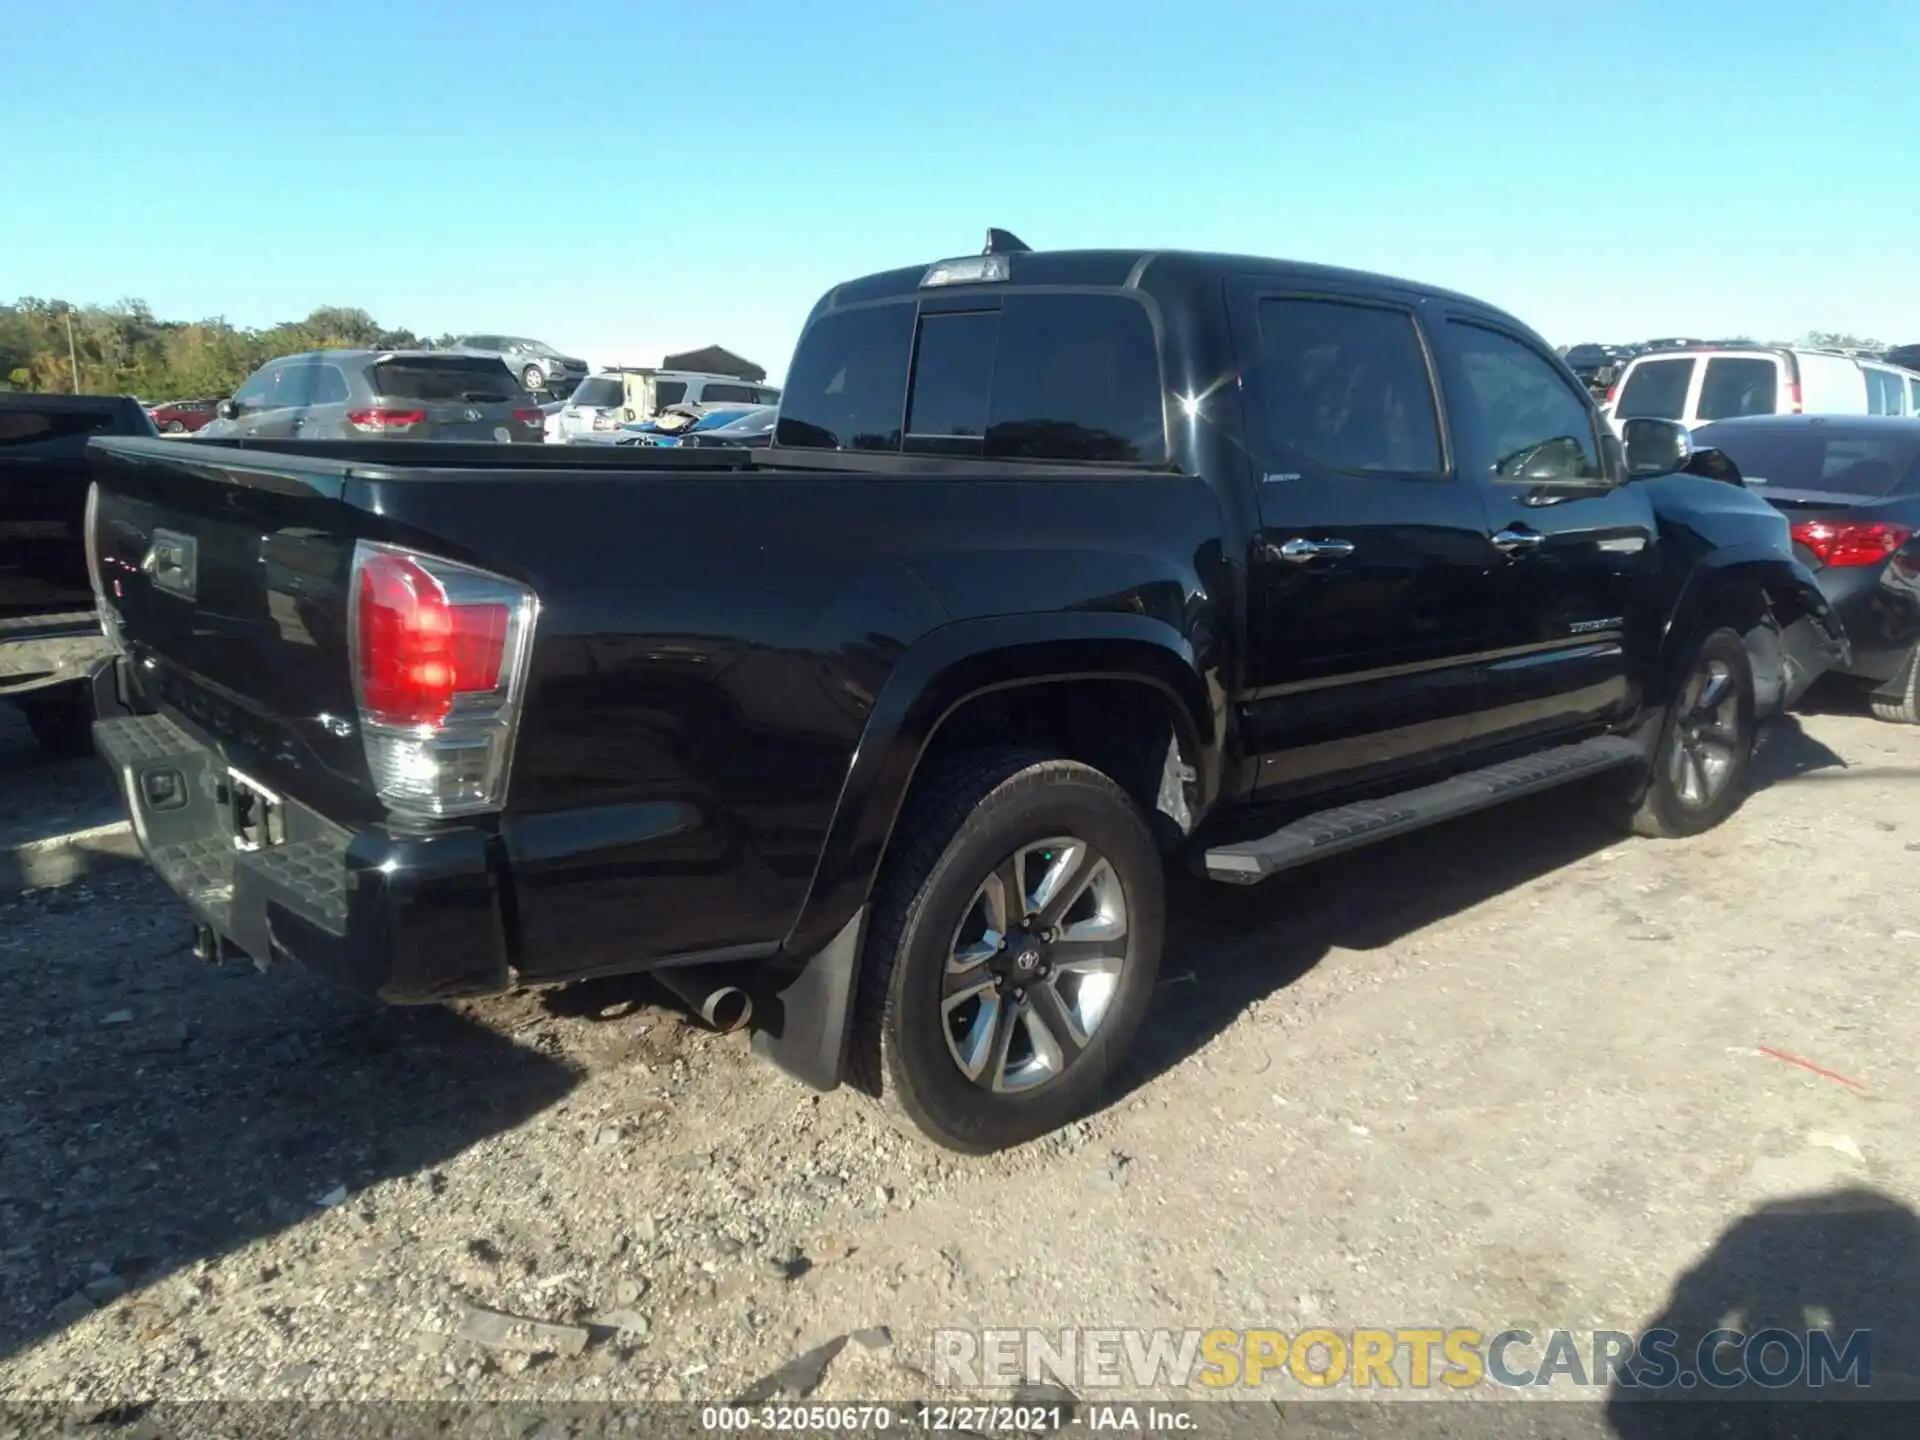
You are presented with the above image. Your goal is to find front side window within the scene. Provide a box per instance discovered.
[1447,322,1603,483]
[1696,357,1779,420]
[1615,358,1693,420]
[1255,298,1442,474]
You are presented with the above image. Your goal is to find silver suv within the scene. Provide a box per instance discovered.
[449,335,589,395]
[197,351,546,443]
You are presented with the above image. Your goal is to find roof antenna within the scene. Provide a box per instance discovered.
[984,228,1031,256]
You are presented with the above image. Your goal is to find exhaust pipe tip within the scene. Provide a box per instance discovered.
[654,966,754,1033]
[700,986,752,1034]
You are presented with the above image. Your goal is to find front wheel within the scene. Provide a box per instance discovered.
[850,749,1164,1153]
[1615,627,1755,838]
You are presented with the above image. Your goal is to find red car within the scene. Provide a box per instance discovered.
[147,398,222,434]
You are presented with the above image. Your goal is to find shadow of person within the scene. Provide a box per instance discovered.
[1606,1188,1920,1440]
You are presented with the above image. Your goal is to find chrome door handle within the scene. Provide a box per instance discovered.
[1273,537,1356,564]
[1492,528,1544,554]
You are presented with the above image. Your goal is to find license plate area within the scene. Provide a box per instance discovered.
[223,767,285,852]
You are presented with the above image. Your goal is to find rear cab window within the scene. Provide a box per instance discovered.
[371,357,520,403]
[777,292,1167,463]
[1615,357,1695,421]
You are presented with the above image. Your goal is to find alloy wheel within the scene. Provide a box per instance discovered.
[942,837,1129,1093]
[1669,658,1742,808]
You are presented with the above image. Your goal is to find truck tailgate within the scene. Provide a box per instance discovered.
[87,438,378,819]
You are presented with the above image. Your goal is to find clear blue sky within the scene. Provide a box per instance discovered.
[3,0,1915,381]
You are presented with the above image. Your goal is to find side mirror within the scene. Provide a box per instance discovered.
[216,399,239,421]
[1621,417,1693,477]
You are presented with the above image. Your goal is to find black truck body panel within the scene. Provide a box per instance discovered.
[83,246,1847,1077]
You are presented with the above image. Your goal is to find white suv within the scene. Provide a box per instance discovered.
[547,370,781,443]
[1604,346,1920,433]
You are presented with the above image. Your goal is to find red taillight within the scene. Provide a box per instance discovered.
[1605,383,1619,406]
[1788,378,1803,414]
[349,544,537,819]
[355,551,510,726]
[347,407,427,433]
[512,408,543,425]
[1789,520,1911,568]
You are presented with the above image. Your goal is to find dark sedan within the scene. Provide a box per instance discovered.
[1694,415,1920,720]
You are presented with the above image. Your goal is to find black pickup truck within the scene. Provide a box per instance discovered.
[2,392,157,754]
[82,236,1845,1152]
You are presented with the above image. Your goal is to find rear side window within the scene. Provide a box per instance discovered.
[1865,368,1907,416]
[309,365,350,406]
[1696,357,1778,421]
[1616,358,1692,420]
[572,376,623,408]
[702,382,760,404]
[370,358,519,403]
[779,294,1165,462]
[1255,298,1442,474]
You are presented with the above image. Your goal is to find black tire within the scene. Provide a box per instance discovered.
[17,684,94,759]
[1870,647,1920,724]
[1614,627,1755,839]
[849,748,1165,1153]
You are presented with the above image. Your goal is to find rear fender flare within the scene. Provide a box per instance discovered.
[779,612,1218,965]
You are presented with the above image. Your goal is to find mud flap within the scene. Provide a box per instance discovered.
[749,905,867,1092]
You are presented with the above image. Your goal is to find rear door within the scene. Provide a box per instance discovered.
[1612,354,1697,431]
[1695,354,1785,423]
[369,356,523,441]
[1230,281,1498,796]
[1432,315,1653,747]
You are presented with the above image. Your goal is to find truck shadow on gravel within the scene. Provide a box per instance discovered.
[1124,712,1850,1098]
[0,871,579,1366]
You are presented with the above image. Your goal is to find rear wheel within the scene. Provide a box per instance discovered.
[1615,628,1755,839]
[520,364,545,394]
[1869,647,1920,724]
[850,748,1164,1153]
[16,684,94,759]
[162,419,186,434]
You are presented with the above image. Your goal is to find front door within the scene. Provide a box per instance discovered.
[1429,314,1655,749]
[1231,282,1501,798]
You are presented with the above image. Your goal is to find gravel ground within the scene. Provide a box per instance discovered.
[3,692,1918,1420]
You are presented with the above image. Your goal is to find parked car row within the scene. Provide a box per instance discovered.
[547,370,781,443]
